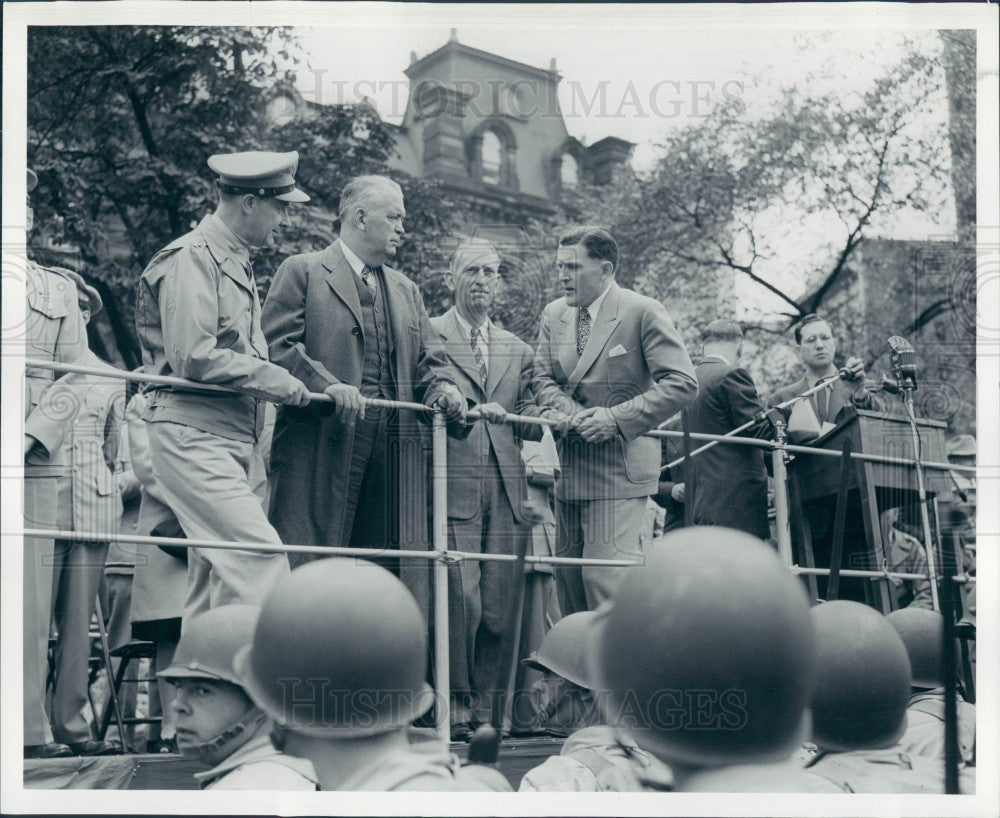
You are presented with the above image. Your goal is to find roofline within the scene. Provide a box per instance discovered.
[405,40,560,85]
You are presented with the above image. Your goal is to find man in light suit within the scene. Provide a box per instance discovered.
[262,175,467,585]
[430,239,541,735]
[533,226,698,613]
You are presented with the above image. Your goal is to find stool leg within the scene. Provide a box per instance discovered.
[93,595,127,747]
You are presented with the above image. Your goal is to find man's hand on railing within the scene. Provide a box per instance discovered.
[473,402,507,424]
[284,379,312,408]
[540,408,575,436]
[324,382,366,422]
[431,384,468,424]
[574,407,619,443]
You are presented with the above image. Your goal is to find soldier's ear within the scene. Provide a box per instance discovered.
[444,271,456,292]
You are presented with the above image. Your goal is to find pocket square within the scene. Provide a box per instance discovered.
[608,344,628,358]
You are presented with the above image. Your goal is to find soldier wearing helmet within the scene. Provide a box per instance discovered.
[592,527,842,792]
[519,607,671,792]
[158,604,316,790]
[234,559,511,791]
[804,600,973,793]
[886,607,976,766]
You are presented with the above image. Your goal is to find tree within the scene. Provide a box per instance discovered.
[27,26,461,357]
[560,35,958,398]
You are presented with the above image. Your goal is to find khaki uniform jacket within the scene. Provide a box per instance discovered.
[429,307,541,523]
[519,725,667,792]
[135,213,302,443]
[194,734,318,791]
[532,283,697,500]
[28,351,125,536]
[24,261,88,472]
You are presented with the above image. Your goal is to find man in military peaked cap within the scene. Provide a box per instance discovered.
[135,150,313,624]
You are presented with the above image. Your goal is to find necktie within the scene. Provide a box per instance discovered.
[470,327,488,384]
[577,307,592,356]
[814,381,829,423]
[361,264,377,295]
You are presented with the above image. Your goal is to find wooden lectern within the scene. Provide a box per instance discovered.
[786,408,949,612]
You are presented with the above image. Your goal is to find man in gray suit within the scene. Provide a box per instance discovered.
[533,226,698,613]
[430,239,541,736]
[262,175,467,584]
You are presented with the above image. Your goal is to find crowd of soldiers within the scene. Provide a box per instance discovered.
[21,151,976,793]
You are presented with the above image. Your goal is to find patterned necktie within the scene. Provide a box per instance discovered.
[361,264,377,295]
[577,307,592,356]
[470,326,488,384]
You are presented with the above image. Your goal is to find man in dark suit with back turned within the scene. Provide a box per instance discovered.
[683,319,772,540]
[262,175,467,586]
[429,238,542,737]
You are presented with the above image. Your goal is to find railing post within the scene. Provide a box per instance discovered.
[431,411,450,743]
[770,415,794,567]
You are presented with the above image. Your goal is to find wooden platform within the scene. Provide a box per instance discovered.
[23,738,564,790]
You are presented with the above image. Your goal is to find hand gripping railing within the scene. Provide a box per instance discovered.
[19,359,978,743]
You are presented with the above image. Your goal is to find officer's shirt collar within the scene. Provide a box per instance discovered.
[202,213,251,268]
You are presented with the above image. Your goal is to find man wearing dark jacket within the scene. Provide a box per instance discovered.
[684,319,771,540]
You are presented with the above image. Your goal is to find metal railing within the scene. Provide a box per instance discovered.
[20,358,978,742]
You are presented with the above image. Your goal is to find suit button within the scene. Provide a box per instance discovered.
[352,327,361,336]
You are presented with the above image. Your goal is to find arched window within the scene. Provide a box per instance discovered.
[561,153,579,190]
[481,131,503,186]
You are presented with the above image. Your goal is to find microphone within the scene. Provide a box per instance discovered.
[887,335,918,390]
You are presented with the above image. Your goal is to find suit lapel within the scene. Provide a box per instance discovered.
[322,244,363,331]
[567,283,622,393]
[442,308,485,393]
[485,324,515,399]
[556,306,577,382]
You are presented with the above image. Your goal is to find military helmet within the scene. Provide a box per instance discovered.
[522,610,602,688]
[235,558,434,738]
[886,607,947,689]
[593,527,816,769]
[810,600,912,751]
[158,604,260,687]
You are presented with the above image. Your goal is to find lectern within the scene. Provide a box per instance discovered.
[786,408,948,612]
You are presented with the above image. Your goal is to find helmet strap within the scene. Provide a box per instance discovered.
[179,705,269,765]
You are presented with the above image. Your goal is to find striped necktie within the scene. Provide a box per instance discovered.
[577,307,592,356]
[470,326,487,384]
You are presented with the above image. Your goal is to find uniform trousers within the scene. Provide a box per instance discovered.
[555,496,648,614]
[146,421,289,622]
[445,452,523,720]
[23,473,58,745]
[49,538,110,744]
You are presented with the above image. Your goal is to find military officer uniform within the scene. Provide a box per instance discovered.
[23,251,88,756]
[35,335,125,752]
[135,152,311,620]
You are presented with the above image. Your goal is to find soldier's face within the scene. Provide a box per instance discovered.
[556,243,609,308]
[171,678,253,754]
[798,320,837,372]
[361,185,406,262]
[452,248,501,318]
[246,196,291,247]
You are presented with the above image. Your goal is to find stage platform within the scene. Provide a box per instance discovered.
[23,737,564,790]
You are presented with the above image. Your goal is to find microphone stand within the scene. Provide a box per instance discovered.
[899,383,941,611]
[889,337,941,612]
